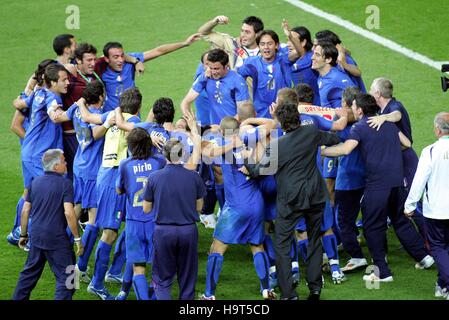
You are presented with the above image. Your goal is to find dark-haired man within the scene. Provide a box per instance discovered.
[53,34,77,65]
[322,93,432,282]
[198,15,264,69]
[181,48,249,124]
[101,33,200,112]
[245,102,340,300]
[238,30,294,118]
[116,128,166,300]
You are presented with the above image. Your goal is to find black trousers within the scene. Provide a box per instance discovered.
[274,203,324,299]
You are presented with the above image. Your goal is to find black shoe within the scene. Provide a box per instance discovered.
[307,290,320,301]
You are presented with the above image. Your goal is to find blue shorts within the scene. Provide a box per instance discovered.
[322,157,338,179]
[264,200,276,222]
[214,203,264,245]
[295,201,334,232]
[22,160,43,188]
[126,219,154,264]
[95,183,125,230]
[258,176,277,221]
[73,176,97,209]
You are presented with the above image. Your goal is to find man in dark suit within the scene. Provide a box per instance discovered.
[245,102,340,300]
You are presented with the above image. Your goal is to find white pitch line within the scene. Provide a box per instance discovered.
[283,0,443,71]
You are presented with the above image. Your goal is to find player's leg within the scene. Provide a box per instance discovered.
[202,238,228,299]
[250,244,276,299]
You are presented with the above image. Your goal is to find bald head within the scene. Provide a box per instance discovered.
[220,116,240,136]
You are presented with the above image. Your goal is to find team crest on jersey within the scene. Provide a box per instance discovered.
[214,81,223,104]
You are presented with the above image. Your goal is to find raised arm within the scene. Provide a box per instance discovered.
[282,19,305,61]
[197,15,229,35]
[337,44,361,77]
[142,33,201,62]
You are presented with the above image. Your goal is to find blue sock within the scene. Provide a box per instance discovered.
[332,206,342,245]
[12,197,25,231]
[205,253,224,297]
[77,224,99,272]
[253,251,270,291]
[215,184,225,209]
[91,240,112,288]
[121,262,133,294]
[133,274,149,300]
[322,234,340,273]
[290,237,298,262]
[108,230,126,276]
[263,234,276,266]
[297,239,308,262]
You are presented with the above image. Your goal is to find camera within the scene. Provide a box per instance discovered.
[441,64,449,92]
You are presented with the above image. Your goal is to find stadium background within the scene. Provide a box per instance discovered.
[0,0,447,299]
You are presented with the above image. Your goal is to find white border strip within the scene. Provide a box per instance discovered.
[283,0,442,71]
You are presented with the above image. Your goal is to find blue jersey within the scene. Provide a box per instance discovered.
[300,114,333,131]
[335,125,365,190]
[66,104,105,180]
[194,63,211,126]
[238,52,293,118]
[117,155,166,222]
[192,70,249,125]
[291,51,321,106]
[135,122,171,156]
[318,67,355,108]
[21,88,63,164]
[170,130,194,163]
[18,91,32,145]
[337,54,366,93]
[381,98,413,143]
[218,138,263,213]
[102,52,144,112]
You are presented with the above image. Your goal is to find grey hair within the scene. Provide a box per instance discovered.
[371,77,393,98]
[434,112,449,134]
[42,149,64,171]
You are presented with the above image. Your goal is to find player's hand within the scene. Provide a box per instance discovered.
[269,102,278,118]
[204,66,212,78]
[239,166,250,176]
[135,61,145,76]
[151,135,165,150]
[404,210,415,218]
[282,19,291,38]
[184,33,202,46]
[183,110,198,134]
[75,241,84,256]
[76,97,86,106]
[214,15,229,25]
[335,107,348,118]
[18,236,28,249]
[367,115,386,131]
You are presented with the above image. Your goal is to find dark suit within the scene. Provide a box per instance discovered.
[246,124,340,299]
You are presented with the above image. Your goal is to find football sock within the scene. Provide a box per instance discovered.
[253,251,270,290]
[297,239,309,262]
[108,230,126,276]
[263,234,276,266]
[133,274,149,300]
[205,253,223,297]
[77,224,99,272]
[91,240,112,288]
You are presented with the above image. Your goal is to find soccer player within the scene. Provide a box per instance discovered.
[116,128,167,300]
[8,59,58,248]
[197,15,264,69]
[16,64,69,194]
[315,30,366,92]
[101,33,200,112]
[200,117,276,300]
[181,48,250,124]
[237,30,294,118]
[281,21,320,106]
[322,93,432,282]
[84,88,142,300]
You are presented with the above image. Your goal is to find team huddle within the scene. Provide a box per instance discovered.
[8,15,449,301]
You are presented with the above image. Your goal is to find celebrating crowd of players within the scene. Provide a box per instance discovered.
[8,14,446,300]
